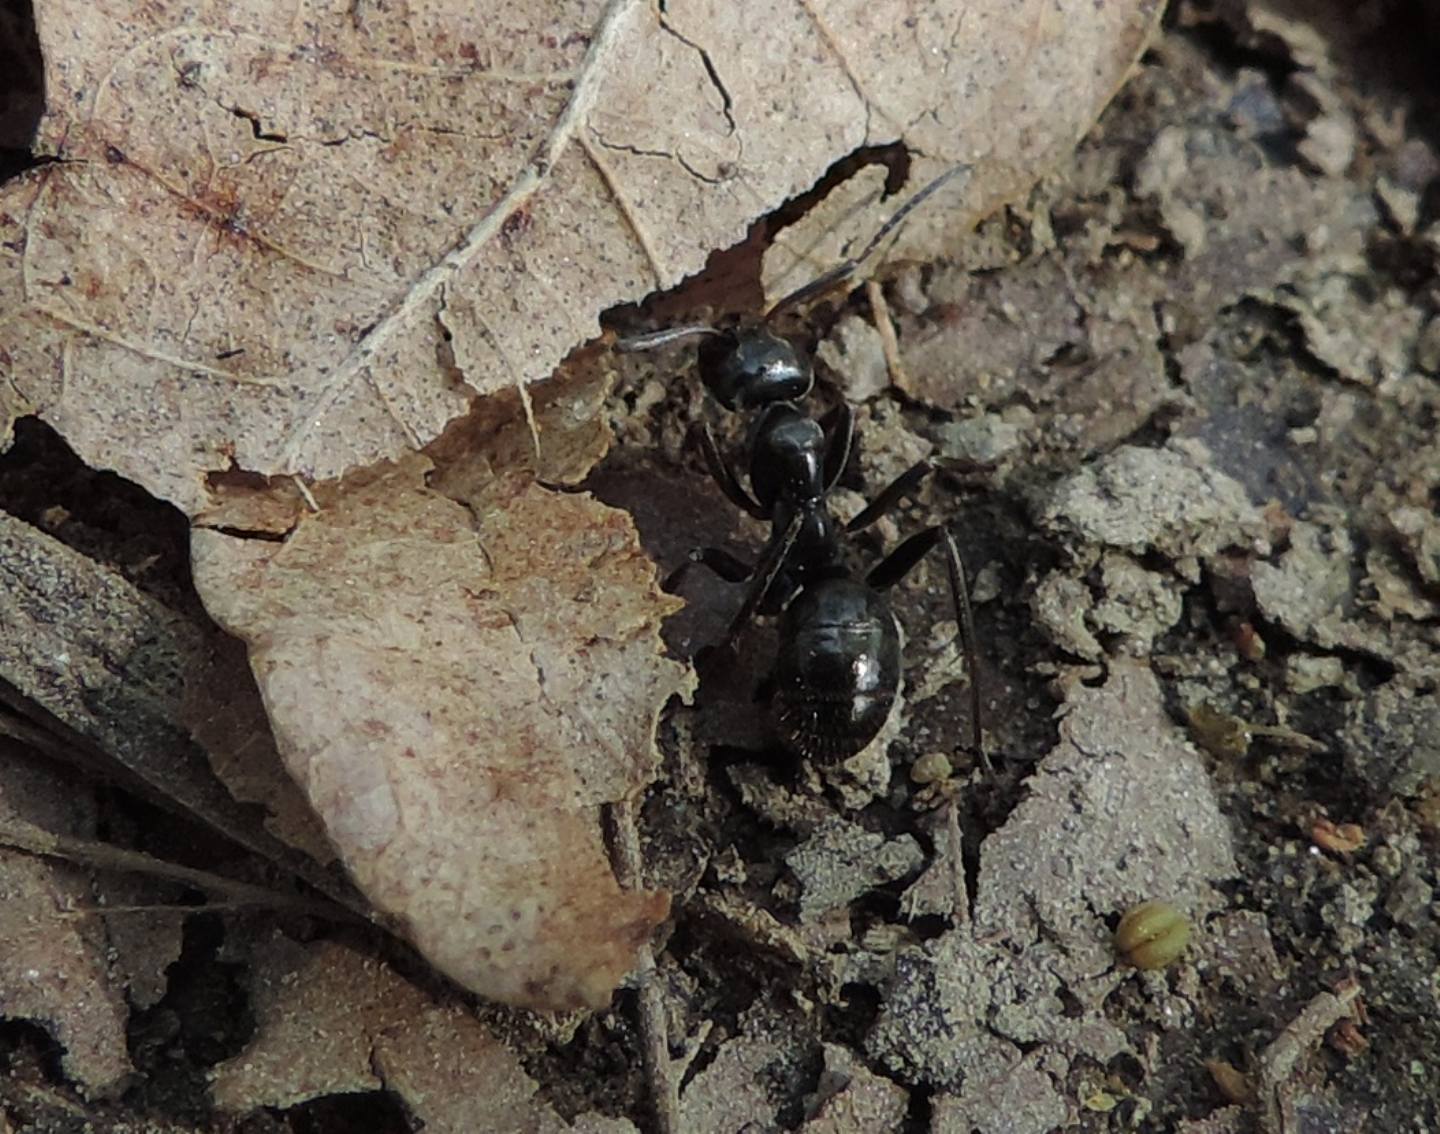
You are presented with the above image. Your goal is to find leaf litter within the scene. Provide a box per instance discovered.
[0,0,1160,515]
[192,404,691,1011]
[210,932,637,1133]
[1,0,1439,1130]
[0,743,140,1098]
[595,2,1440,1130]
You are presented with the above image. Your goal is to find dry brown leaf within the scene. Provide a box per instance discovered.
[0,0,1160,514]
[192,452,689,1010]
[375,987,638,1134]
[204,937,383,1110]
[0,743,134,1098]
[211,932,636,1131]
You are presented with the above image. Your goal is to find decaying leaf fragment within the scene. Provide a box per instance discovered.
[192,453,689,1010]
[212,933,637,1132]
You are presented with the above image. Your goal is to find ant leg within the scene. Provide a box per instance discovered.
[868,525,989,772]
[663,547,754,592]
[720,510,805,651]
[847,460,933,533]
[695,422,768,520]
[822,401,855,492]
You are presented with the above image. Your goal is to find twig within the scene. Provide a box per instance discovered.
[866,279,910,391]
[946,797,970,928]
[1257,978,1362,1134]
[0,817,352,921]
[606,799,681,1134]
[673,1018,713,1080]
[292,475,320,512]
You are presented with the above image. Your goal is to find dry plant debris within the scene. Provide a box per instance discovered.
[180,635,337,866]
[0,505,352,904]
[192,446,690,1010]
[0,745,139,1098]
[0,0,1161,515]
[2,0,1440,1129]
[0,0,1166,1056]
[210,932,637,1132]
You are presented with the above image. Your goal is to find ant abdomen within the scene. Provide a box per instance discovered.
[766,578,902,762]
[697,323,812,412]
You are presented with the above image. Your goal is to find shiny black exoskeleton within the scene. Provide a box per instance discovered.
[697,324,810,412]
[676,393,982,764]
[769,577,901,762]
[617,164,986,766]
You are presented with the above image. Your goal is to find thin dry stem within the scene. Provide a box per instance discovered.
[866,279,910,390]
[606,799,680,1134]
[0,817,351,921]
[946,797,969,927]
[1258,978,1363,1134]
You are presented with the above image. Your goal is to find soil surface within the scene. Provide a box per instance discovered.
[1,1,1437,1132]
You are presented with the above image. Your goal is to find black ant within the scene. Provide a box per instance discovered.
[617,165,988,770]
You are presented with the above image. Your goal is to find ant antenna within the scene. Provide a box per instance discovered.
[614,323,721,353]
[613,162,970,355]
[767,163,971,316]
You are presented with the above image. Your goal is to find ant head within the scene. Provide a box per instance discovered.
[697,323,812,412]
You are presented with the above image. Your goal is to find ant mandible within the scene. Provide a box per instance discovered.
[618,164,989,771]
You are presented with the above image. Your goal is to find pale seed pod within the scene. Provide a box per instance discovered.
[1115,900,1191,970]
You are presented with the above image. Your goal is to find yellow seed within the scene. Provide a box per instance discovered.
[1081,1088,1118,1113]
[910,751,953,785]
[1115,900,1191,970]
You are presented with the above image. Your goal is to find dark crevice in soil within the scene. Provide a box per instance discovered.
[124,914,253,1122]
[0,416,198,616]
